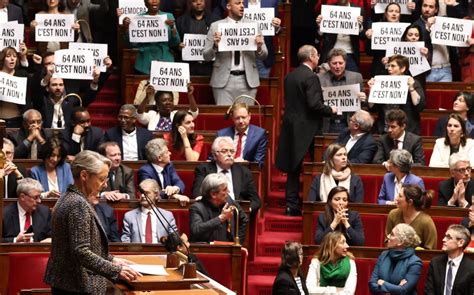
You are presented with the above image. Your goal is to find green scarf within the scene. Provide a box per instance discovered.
[320,256,351,288]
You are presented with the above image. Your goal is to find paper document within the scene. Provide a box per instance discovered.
[129,264,169,276]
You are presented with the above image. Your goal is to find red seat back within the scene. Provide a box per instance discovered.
[425,90,457,109]
[432,216,463,249]
[360,214,387,247]
[7,253,50,295]
[359,175,384,203]
[355,258,377,295]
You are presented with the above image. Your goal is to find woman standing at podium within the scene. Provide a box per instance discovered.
[44,151,141,294]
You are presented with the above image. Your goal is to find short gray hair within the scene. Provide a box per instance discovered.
[201,173,228,199]
[145,138,168,163]
[71,150,111,179]
[447,224,471,249]
[211,136,234,155]
[389,149,413,174]
[393,223,421,248]
[16,178,44,196]
[449,152,471,169]
[3,137,13,149]
[297,45,317,64]
[352,110,374,132]
[22,109,41,121]
[139,179,160,193]
[119,104,137,117]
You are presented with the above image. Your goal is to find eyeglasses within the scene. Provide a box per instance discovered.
[217,149,235,155]
[25,193,41,201]
[444,234,460,241]
[453,167,472,174]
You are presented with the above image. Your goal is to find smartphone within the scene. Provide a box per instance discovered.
[25,225,34,234]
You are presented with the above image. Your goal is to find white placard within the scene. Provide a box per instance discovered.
[69,43,108,72]
[53,49,94,80]
[322,84,361,112]
[182,34,207,61]
[371,22,410,50]
[320,5,361,36]
[218,22,258,52]
[35,14,75,42]
[118,0,147,25]
[0,22,24,51]
[0,71,27,105]
[431,16,473,47]
[128,15,168,43]
[374,0,411,15]
[243,8,275,36]
[368,75,409,104]
[385,42,431,76]
[150,61,190,92]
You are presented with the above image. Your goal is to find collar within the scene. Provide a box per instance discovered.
[448,252,464,267]
[0,7,7,12]
[227,16,242,23]
[235,127,248,136]
[121,128,137,136]
[350,132,365,140]
[151,162,164,173]
[302,63,314,71]
[394,174,407,185]
[395,131,406,143]
[217,163,231,173]
[330,71,346,82]
[140,207,153,215]
[17,202,28,216]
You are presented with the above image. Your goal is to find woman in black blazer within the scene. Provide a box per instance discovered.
[272,241,309,295]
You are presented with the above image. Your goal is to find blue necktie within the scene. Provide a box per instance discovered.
[445,260,453,295]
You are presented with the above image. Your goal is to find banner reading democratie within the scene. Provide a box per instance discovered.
[431,16,473,47]
[0,22,24,51]
[371,22,410,50]
[375,0,411,15]
[182,34,207,61]
[128,15,168,43]
[53,49,94,80]
[69,43,108,72]
[150,61,190,93]
[320,5,361,36]
[118,0,147,25]
[35,14,75,42]
[368,75,409,104]
[322,84,361,112]
[243,8,275,36]
[218,22,258,52]
[385,42,431,76]
[0,71,27,105]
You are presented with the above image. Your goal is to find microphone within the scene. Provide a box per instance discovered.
[138,186,191,261]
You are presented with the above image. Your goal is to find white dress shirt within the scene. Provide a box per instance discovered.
[151,163,165,189]
[140,208,158,243]
[444,253,464,295]
[217,164,235,200]
[345,132,365,153]
[0,7,8,23]
[122,128,139,161]
[393,175,407,200]
[51,100,65,129]
[16,203,33,243]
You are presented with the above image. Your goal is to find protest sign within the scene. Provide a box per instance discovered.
[0,22,24,51]
[35,14,75,42]
[385,42,431,76]
[150,61,190,92]
[53,49,94,80]
[218,22,258,52]
[69,43,108,72]
[371,22,410,50]
[368,75,409,104]
[320,5,361,35]
[243,8,275,36]
[431,16,473,47]
[322,84,361,112]
[118,0,147,25]
[128,15,168,43]
[0,71,27,105]
[182,34,207,61]
[374,0,411,15]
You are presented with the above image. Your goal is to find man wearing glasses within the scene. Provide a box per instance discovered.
[192,136,260,214]
[438,153,473,208]
[2,178,52,243]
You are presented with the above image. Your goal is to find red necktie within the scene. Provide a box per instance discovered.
[235,132,244,158]
[24,212,31,231]
[145,212,152,243]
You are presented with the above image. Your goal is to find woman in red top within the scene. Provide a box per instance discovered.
[164,110,204,161]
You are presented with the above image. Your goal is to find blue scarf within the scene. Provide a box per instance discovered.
[378,248,416,285]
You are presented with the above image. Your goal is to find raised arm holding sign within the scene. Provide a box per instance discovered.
[150,61,190,93]
[53,49,94,80]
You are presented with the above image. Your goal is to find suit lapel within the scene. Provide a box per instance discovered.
[243,126,254,158]
[135,210,143,243]
[231,166,241,199]
[11,203,21,237]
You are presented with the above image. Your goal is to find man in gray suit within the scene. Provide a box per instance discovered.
[121,179,178,243]
[203,0,268,105]
[318,48,366,134]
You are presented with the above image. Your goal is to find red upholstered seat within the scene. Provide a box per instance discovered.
[420,118,439,137]
[359,175,383,204]
[422,177,445,205]
[178,83,272,105]
[432,216,464,249]
[425,90,457,109]
[355,258,377,295]
[7,253,50,295]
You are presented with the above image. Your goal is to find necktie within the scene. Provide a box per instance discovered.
[234,51,240,66]
[393,139,400,150]
[145,212,152,243]
[108,171,115,190]
[445,260,453,295]
[30,140,38,160]
[24,212,31,231]
[235,132,244,158]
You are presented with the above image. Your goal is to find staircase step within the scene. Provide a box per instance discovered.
[266,191,285,209]
[248,257,280,276]
[256,232,302,257]
[263,210,302,233]
[247,275,274,295]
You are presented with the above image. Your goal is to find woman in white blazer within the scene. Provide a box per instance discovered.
[429,113,474,168]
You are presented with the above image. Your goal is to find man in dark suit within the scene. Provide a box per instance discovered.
[104,104,153,161]
[0,0,23,23]
[276,45,336,216]
[189,173,248,244]
[61,107,104,158]
[94,202,120,242]
[335,110,377,164]
[2,178,51,243]
[1,138,26,198]
[438,153,473,208]
[97,141,135,201]
[373,109,426,166]
[7,109,54,159]
[425,224,474,295]
[216,102,268,168]
[138,138,188,202]
[193,136,261,214]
